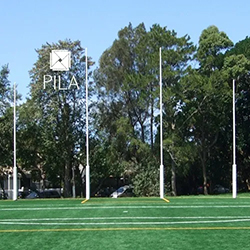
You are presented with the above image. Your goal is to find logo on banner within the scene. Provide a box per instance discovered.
[44,50,79,90]
[50,50,71,71]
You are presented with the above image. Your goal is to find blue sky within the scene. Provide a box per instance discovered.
[0,0,249,100]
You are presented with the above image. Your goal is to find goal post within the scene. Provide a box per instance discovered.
[159,47,164,199]
[85,48,90,200]
[83,48,165,202]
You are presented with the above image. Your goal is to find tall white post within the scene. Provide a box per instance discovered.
[159,47,164,199]
[13,83,17,201]
[85,48,90,200]
[232,79,237,199]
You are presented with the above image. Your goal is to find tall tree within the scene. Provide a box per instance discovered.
[223,37,250,191]
[148,25,195,195]
[182,26,233,194]
[28,40,94,197]
[196,25,233,73]
[93,23,150,187]
[0,65,12,167]
[0,65,12,196]
[94,23,195,195]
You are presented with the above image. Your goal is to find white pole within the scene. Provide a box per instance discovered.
[159,47,164,199]
[85,48,90,200]
[232,79,237,198]
[13,83,17,201]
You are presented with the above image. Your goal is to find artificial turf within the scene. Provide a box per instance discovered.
[0,196,250,250]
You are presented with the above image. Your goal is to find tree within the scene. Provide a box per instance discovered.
[196,25,233,74]
[16,99,44,188]
[94,23,195,195]
[0,65,12,167]
[149,25,195,195]
[181,26,233,194]
[28,40,94,197]
[94,23,150,142]
[0,65,11,116]
[223,37,250,191]
[0,65,12,197]
[93,23,152,192]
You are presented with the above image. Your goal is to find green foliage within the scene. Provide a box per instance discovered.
[0,108,13,167]
[132,160,159,196]
[223,37,250,190]
[0,65,13,168]
[223,54,250,79]
[94,23,195,195]
[0,65,11,116]
[3,24,250,197]
[178,26,235,194]
[197,25,233,73]
[227,36,250,59]
[26,40,94,196]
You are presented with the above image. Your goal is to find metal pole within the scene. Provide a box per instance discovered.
[85,48,90,200]
[232,79,237,198]
[159,47,164,199]
[13,83,17,200]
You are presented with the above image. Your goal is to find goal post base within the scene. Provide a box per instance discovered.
[81,199,89,204]
[162,197,170,203]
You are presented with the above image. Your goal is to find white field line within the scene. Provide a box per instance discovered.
[1,205,250,211]
[0,219,250,226]
[1,216,250,222]
[0,201,250,209]
[1,201,250,208]
[1,202,249,209]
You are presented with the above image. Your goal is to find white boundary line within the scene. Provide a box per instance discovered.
[1,219,250,226]
[1,205,250,211]
[1,216,250,221]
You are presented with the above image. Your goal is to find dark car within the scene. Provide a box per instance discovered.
[213,185,230,194]
[18,190,31,199]
[39,190,61,198]
[26,190,61,199]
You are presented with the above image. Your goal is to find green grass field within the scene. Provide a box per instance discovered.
[0,195,250,250]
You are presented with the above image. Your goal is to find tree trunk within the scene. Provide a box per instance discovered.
[171,159,177,196]
[62,102,73,198]
[72,167,76,198]
[201,118,208,195]
[202,161,208,195]
[140,122,145,143]
[201,144,208,195]
[64,163,71,197]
